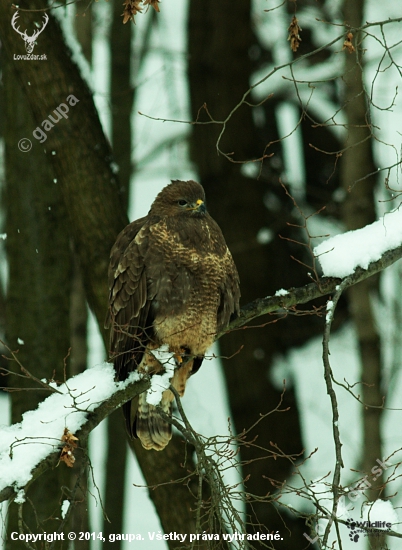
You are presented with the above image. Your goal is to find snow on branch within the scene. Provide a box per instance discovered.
[315,207,402,278]
[0,365,149,503]
[2,215,402,504]
[226,228,402,335]
[226,242,402,334]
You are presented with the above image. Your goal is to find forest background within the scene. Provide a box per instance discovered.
[1,0,402,549]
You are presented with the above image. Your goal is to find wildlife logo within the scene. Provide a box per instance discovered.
[346,518,392,543]
[11,11,48,54]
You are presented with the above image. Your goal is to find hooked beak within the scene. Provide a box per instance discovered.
[188,199,206,213]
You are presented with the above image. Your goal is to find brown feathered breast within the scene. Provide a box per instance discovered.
[106,180,240,450]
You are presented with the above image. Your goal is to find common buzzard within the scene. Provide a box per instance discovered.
[106,180,240,450]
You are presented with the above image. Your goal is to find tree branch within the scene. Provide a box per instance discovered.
[224,243,402,336]
[0,377,150,504]
[1,242,402,505]
[321,277,349,548]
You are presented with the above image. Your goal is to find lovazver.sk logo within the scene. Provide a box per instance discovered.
[11,11,48,55]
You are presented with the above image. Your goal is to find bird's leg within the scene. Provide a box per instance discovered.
[171,355,194,396]
[139,344,164,375]
[175,346,191,366]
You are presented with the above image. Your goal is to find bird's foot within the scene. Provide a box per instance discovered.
[175,347,192,366]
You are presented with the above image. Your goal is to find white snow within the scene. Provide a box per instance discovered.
[145,346,176,406]
[315,499,399,546]
[61,499,70,519]
[14,489,25,504]
[0,363,140,495]
[275,288,289,297]
[150,345,177,368]
[315,208,402,278]
[326,300,334,323]
[361,499,399,527]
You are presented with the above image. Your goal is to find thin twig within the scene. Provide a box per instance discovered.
[321,277,350,548]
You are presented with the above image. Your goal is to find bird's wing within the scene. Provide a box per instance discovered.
[217,248,241,333]
[106,216,155,382]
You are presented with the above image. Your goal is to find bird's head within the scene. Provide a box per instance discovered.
[150,180,207,218]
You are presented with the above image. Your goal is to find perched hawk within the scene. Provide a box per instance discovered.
[106,180,240,451]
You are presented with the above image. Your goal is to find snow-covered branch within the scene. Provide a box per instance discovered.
[225,242,402,336]
[0,366,150,503]
[2,212,402,505]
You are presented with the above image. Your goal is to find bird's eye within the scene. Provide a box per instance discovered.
[177,199,187,207]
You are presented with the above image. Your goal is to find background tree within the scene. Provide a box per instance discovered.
[188,2,305,544]
[0,2,211,547]
[1,0,402,549]
[3,54,74,547]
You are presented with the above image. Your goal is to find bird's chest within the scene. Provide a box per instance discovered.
[148,226,224,352]
[149,224,224,305]
[157,245,223,313]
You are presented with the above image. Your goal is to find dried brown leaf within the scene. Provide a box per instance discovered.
[59,428,78,468]
[287,15,302,53]
[122,0,142,24]
[122,0,160,23]
[342,32,355,54]
[143,0,161,12]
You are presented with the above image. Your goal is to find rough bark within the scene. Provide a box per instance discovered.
[0,3,127,331]
[3,54,73,549]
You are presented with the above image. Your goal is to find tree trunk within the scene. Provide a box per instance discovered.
[69,255,91,547]
[187,2,307,546]
[340,0,384,547]
[0,3,128,331]
[0,3,214,540]
[130,439,208,549]
[70,9,92,545]
[0,43,7,379]
[74,1,92,64]
[110,3,134,210]
[4,54,73,549]
[103,8,134,545]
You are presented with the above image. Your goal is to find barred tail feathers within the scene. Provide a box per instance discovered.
[135,389,173,451]
[129,357,195,451]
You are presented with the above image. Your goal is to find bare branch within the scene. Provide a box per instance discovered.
[223,243,402,337]
[321,277,349,548]
[2,242,402,505]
